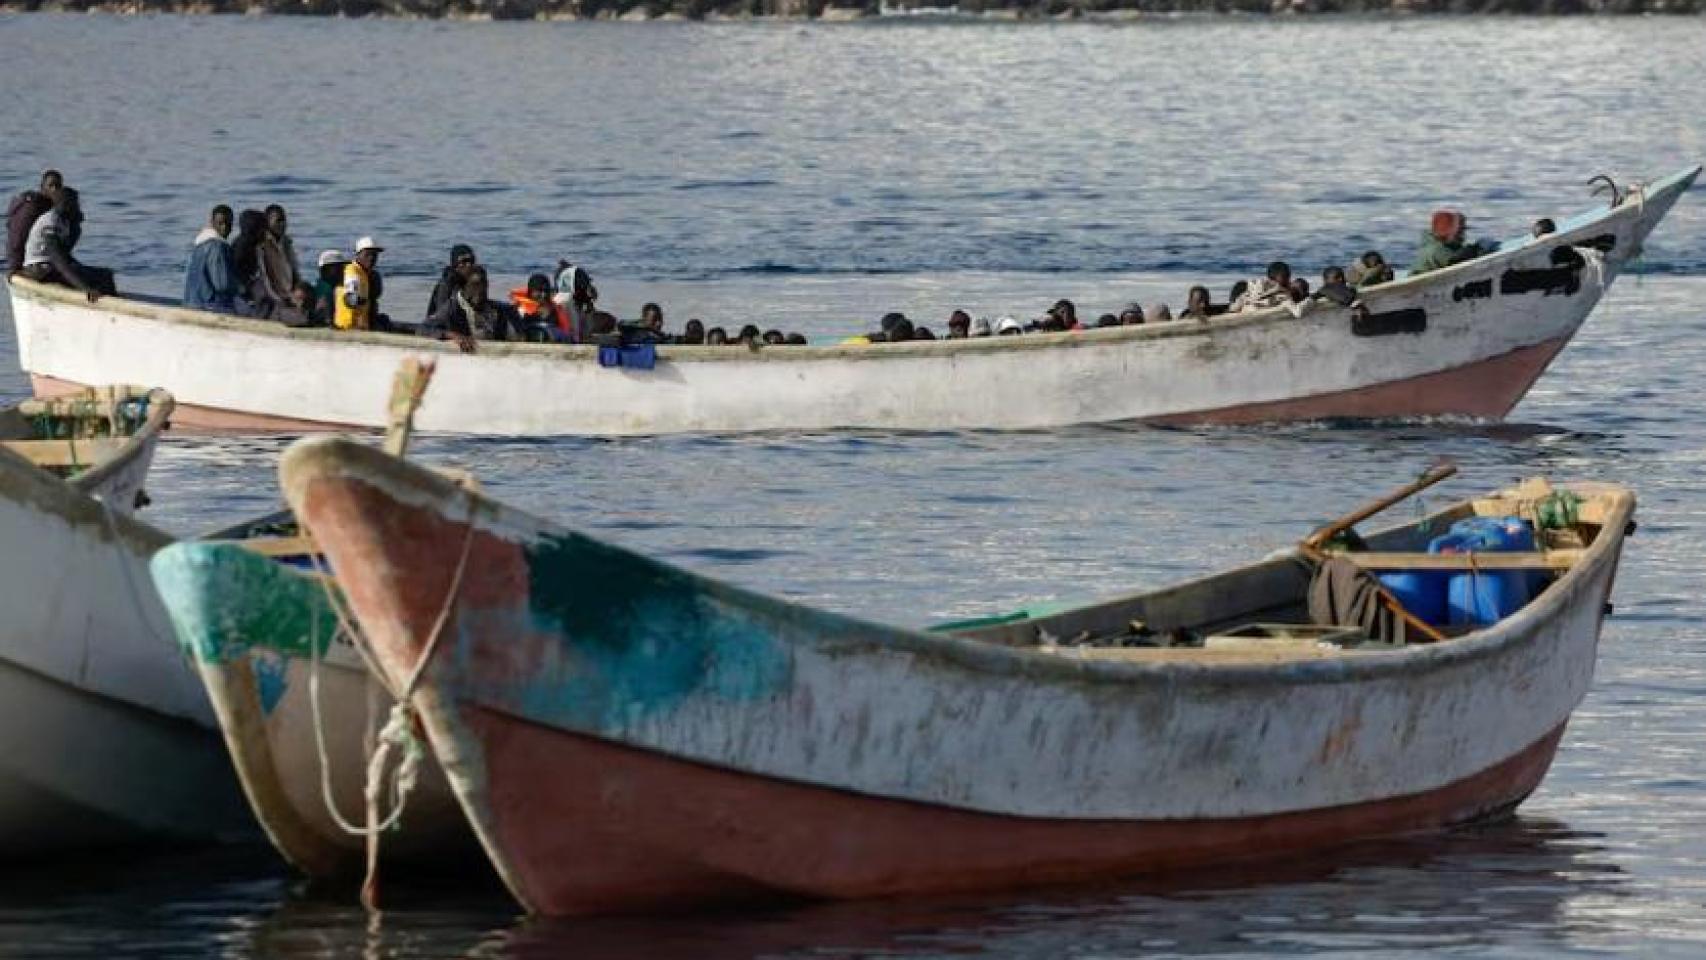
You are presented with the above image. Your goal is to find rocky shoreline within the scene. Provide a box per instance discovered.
[0,0,1697,17]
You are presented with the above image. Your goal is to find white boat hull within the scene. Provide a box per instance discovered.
[13,168,1697,437]
[0,447,254,851]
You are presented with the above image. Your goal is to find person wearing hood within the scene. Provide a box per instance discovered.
[553,259,598,343]
[1411,210,1496,276]
[183,204,238,314]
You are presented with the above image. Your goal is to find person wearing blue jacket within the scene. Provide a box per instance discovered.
[183,204,237,314]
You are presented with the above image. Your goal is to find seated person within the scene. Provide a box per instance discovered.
[7,169,60,278]
[1119,304,1145,325]
[705,326,728,345]
[312,250,347,324]
[946,311,972,338]
[1095,312,1120,328]
[1180,285,1214,320]
[18,187,115,301]
[639,302,667,338]
[1411,210,1496,275]
[762,329,785,345]
[914,326,936,340]
[1316,266,1357,307]
[1531,217,1556,239]
[1231,262,1293,312]
[422,266,517,350]
[1351,250,1394,287]
[681,319,706,345]
[286,281,320,327]
[512,273,568,341]
[996,316,1024,336]
[1289,278,1310,302]
[785,332,808,345]
[1146,303,1173,322]
[970,316,993,337]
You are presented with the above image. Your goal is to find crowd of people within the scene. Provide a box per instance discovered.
[7,168,1554,352]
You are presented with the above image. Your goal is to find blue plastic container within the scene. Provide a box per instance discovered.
[1429,516,1539,627]
[1376,569,1450,626]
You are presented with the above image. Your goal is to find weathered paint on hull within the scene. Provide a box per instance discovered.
[0,446,255,852]
[15,166,1697,436]
[281,438,1631,915]
[151,542,483,876]
[452,709,1565,914]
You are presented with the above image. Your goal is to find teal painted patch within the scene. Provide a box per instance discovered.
[488,531,793,730]
[151,542,341,666]
[251,651,290,715]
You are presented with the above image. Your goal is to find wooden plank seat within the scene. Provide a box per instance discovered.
[1333,549,1582,571]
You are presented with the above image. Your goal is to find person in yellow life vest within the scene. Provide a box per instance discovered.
[335,236,383,331]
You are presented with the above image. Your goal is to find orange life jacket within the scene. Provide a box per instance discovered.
[510,288,571,335]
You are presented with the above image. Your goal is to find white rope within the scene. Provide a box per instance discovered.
[306,610,418,837]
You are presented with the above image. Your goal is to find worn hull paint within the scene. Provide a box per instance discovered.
[0,446,254,853]
[150,542,482,876]
[281,437,1631,915]
[14,168,1697,437]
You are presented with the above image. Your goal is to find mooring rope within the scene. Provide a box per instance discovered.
[296,504,478,911]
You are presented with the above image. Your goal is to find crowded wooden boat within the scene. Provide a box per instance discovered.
[10,165,1697,435]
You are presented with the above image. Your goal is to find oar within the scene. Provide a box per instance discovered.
[1303,459,1458,550]
[1302,461,1458,645]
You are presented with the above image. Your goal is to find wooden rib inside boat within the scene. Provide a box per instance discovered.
[0,384,174,510]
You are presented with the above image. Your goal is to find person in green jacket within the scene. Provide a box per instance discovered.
[1411,209,1496,275]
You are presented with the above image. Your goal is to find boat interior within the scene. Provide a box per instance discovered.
[0,385,155,479]
[941,479,1629,664]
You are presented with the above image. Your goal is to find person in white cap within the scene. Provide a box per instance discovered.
[996,316,1024,336]
[310,249,347,325]
[335,236,383,331]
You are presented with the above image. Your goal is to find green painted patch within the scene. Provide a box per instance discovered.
[151,542,340,665]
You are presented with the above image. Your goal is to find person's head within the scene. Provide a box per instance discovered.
[996,316,1023,336]
[464,266,489,306]
[264,204,289,239]
[39,169,63,199]
[683,319,705,344]
[1119,306,1145,325]
[914,326,936,340]
[54,185,82,218]
[1289,278,1310,300]
[970,316,993,337]
[641,302,664,330]
[592,311,618,335]
[706,326,727,345]
[1147,304,1172,322]
[354,236,383,270]
[889,317,914,341]
[1323,266,1346,287]
[947,310,971,337]
[316,249,347,282]
[290,281,314,310]
[1361,250,1386,269]
[447,243,476,277]
[1187,286,1211,312]
[1430,210,1466,243]
[236,208,265,239]
[762,329,785,345]
[526,272,551,301]
[1229,280,1248,302]
[1050,299,1077,324]
[1266,261,1292,285]
[1532,217,1556,238]
[786,333,807,345]
[1096,313,1119,328]
[209,204,234,239]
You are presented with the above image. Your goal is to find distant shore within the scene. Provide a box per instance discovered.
[1,0,1699,19]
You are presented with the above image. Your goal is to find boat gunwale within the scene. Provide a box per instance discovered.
[281,435,1633,694]
[13,166,1694,368]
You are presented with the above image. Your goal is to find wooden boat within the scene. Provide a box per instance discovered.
[281,434,1634,915]
[12,166,1698,436]
[0,384,172,513]
[0,398,257,855]
[148,518,484,878]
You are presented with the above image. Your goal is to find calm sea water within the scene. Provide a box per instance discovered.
[2,12,1705,958]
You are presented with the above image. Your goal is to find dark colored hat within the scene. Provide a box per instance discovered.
[450,243,475,263]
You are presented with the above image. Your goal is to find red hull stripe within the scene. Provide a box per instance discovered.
[1145,336,1570,426]
[464,706,1568,916]
[32,375,349,433]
